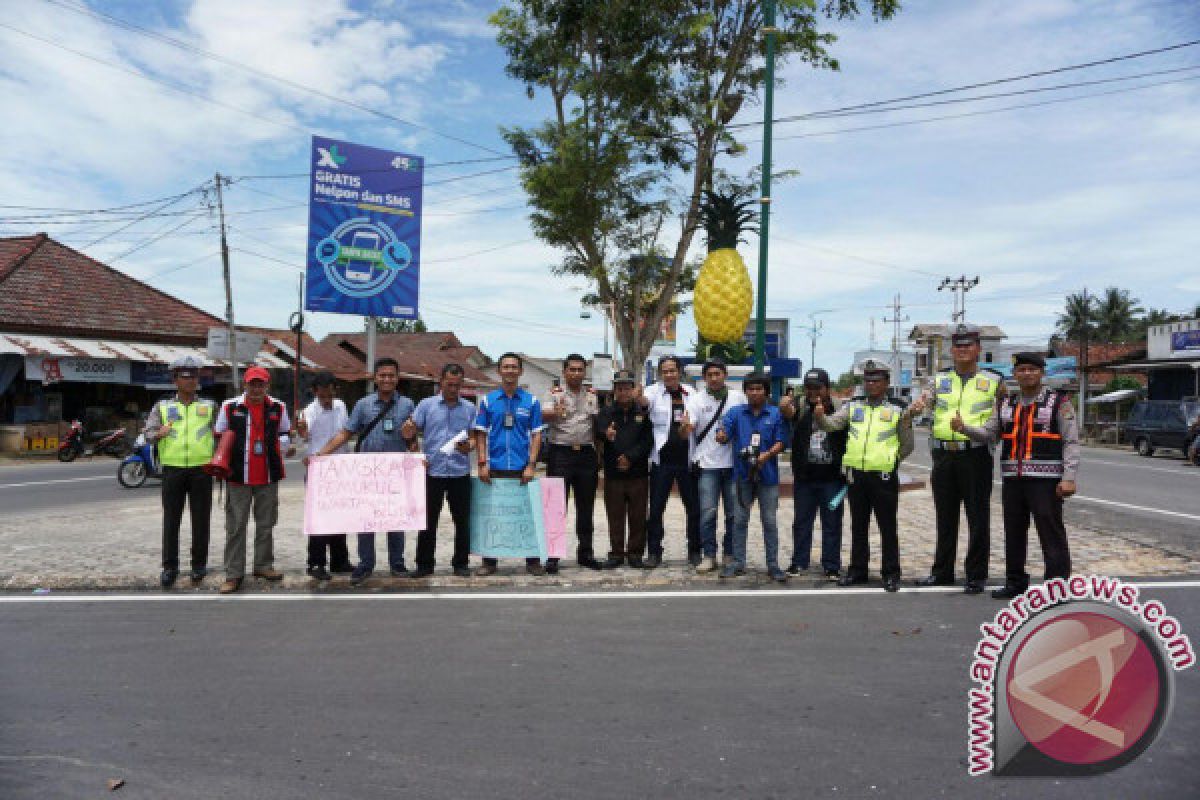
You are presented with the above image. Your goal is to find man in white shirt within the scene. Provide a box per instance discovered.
[640,355,699,568]
[298,373,352,580]
[682,359,746,573]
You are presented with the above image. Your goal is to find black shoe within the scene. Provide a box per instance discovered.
[786,565,805,575]
[189,567,207,582]
[578,557,603,571]
[627,555,644,569]
[390,565,410,578]
[330,563,355,575]
[603,556,624,569]
[350,567,372,586]
[824,569,840,581]
[527,563,546,576]
[452,567,471,578]
[687,551,703,567]
[837,573,867,587]
[916,575,955,587]
[160,569,178,588]
[306,566,332,581]
[963,580,985,595]
[643,554,662,569]
[410,568,434,579]
[883,576,901,593]
[544,560,560,575]
[991,584,1025,599]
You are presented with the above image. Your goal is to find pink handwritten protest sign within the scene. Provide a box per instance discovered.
[304,453,426,536]
[540,477,567,559]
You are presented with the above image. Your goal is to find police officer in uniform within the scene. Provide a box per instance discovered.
[541,353,604,572]
[815,361,915,592]
[144,355,216,587]
[955,353,1080,598]
[912,325,1004,594]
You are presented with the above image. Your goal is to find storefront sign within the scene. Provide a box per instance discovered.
[1171,330,1200,353]
[24,356,130,385]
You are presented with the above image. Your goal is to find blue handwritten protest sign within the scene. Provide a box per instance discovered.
[469,478,548,559]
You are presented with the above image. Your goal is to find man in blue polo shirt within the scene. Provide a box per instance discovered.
[472,352,546,576]
[715,372,787,582]
[408,363,476,578]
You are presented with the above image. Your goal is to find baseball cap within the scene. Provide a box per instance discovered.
[1012,352,1046,369]
[803,368,830,387]
[612,369,636,385]
[244,366,270,384]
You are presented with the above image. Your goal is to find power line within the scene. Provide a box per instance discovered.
[107,214,206,262]
[143,249,222,280]
[423,238,537,264]
[0,22,312,136]
[43,0,510,157]
[81,189,207,248]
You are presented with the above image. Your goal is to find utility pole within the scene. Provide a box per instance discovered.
[752,0,777,372]
[802,314,823,370]
[1079,286,1091,434]
[883,294,909,389]
[938,275,980,322]
[214,173,239,392]
[289,274,305,416]
[869,317,877,350]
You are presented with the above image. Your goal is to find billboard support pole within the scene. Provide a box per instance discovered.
[366,316,376,393]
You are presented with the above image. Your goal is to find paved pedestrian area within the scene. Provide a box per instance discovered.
[2,469,1197,591]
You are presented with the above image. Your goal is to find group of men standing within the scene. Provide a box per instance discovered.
[150,326,1079,596]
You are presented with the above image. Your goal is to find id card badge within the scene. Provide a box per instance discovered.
[382,418,395,434]
[673,407,684,423]
[167,406,182,422]
[253,440,264,456]
[750,432,762,448]
[504,413,515,429]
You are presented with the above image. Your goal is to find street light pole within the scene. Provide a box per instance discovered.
[753,0,777,372]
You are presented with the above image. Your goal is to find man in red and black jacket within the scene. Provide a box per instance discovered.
[214,366,295,594]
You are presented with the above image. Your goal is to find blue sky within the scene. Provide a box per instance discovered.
[2,0,1198,376]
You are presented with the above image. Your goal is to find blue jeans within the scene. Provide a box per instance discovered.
[646,463,700,557]
[357,531,406,572]
[791,479,845,573]
[731,481,780,569]
[698,467,736,558]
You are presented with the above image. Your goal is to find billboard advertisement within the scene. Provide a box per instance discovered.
[305,136,423,318]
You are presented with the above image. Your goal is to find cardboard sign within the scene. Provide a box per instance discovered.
[303,452,425,535]
[469,478,569,559]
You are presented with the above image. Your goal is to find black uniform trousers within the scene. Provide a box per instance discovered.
[416,475,472,571]
[483,470,542,567]
[545,444,599,563]
[161,466,213,571]
[930,446,993,582]
[1001,477,1071,589]
[307,535,351,570]
[846,469,900,580]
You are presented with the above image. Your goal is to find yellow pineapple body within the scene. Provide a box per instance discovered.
[694,248,753,342]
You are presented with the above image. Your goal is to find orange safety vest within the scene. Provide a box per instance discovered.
[999,388,1065,479]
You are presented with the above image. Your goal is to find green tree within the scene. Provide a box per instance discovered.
[1056,291,1097,341]
[491,0,899,369]
[371,317,428,334]
[1094,287,1143,342]
[1143,308,1177,326]
[833,369,857,391]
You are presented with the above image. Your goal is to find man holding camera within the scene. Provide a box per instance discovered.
[715,373,787,582]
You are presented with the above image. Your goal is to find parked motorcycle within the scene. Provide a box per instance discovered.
[57,419,130,462]
[118,433,162,488]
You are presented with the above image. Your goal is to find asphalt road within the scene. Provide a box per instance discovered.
[905,431,1200,557]
[1,586,1197,799]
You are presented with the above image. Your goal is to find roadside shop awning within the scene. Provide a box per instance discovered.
[0,333,292,369]
[1085,388,1141,405]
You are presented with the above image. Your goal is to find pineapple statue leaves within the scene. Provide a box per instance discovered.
[693,189,758,344]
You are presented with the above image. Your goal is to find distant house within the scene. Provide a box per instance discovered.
[907,323,1019,384]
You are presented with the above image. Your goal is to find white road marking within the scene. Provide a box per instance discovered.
[0,475,112,489]
[1084,458,1197,475]
[3,581,1200,603]
[902,464,1200,521]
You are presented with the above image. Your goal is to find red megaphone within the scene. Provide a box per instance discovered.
[203,430,236,480]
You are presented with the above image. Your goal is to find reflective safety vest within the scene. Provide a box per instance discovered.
[932,368,1001,442]
[842,400,903,473]
[999,388,1065,479]
[157,398,216,468]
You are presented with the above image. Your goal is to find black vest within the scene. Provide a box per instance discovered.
[224,396,286,484]
[999,388,1065,479]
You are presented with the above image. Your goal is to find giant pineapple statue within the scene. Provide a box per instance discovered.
[693,189,756,344]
